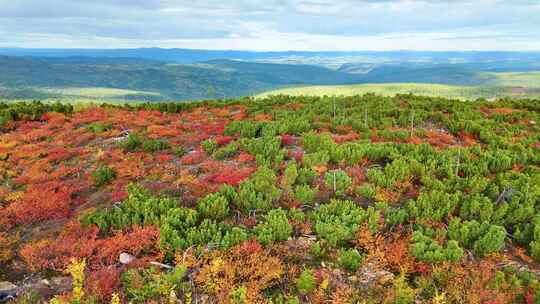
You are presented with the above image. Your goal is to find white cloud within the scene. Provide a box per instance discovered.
[0,0,538,50]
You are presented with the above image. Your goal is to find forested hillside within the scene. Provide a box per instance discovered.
[1,95,540,303]
[0,56,362,100]
[2,51,540,102]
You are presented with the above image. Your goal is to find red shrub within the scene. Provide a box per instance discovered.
[281,134,296,146]
[71,107,108,125]
[180,150,207,165]
[215,135,234,145]
[86,267,122,302]
[236,239,263,255]
[236,152,255,163]
[46,147,75,162]
[458,130,478,147]
[7,183,73,225]
[288,150,303,163]
[408,136,423,145]
[41,112,67,125]
[207,166,255,186]
[147,125,182,138]
[93,226,160,266]
[155,153,173,163]
[20,222,160,272]
[332,132,359,144]
[199,160,226,173]
[110,182,128,202]
[346,166,366,184]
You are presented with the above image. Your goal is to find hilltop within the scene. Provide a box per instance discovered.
[0,95,540,303]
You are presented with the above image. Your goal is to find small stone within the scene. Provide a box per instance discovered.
[119,252,135,265]
[150,261,174,269]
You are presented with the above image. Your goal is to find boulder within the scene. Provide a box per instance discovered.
[357,263,394,289]
[50,276,72,293]
[0,281,17,302]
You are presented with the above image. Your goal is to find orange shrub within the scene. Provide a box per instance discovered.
[195,239,283,302]
[0,232,16,264]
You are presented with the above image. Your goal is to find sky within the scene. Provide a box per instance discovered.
[0,0,539,51]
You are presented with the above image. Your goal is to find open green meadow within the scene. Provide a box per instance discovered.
[258,71,540,100]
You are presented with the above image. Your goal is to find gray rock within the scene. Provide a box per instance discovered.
[119,252,135,265]
[50,276,72,293]
[357,263,394,289]
[0,281,17,302]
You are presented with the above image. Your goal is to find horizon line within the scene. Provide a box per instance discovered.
[2,47,540,53]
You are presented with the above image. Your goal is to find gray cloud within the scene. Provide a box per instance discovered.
[0,0,538,50]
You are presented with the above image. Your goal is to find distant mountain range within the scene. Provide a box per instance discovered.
[1,48,540,101]
[2,48,540,65]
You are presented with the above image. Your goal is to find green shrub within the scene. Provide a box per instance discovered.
[355,183,376,199]
[237,166,281,212]
[287,208,306,222]
[219,184,239,203]
[213,142,238,160]
[201,139,218,154]
[281,161,298,189]
[366,168,390,188]
[410,230,463,263]
[87,122,112,133]
[122,265,187,303]
[296,269,316,295]
[303,132,336,154]
[294,184,316,206]
[324,170,352,197]
[197,193,229,220]
[302,151,329,168]
[254,209,292,246]
[240,136,285,167]
[339,248,362,272]
[310,242,326,259]
[182,219,227,249]
[221,227,249,249]
[142,139,170,152]
[224,120,261,138]
[393,273,416,304]
[311,200,368,247]
[229,286,247,304]
[91,165,116,187]
[459,194,494,223]
[448,219,506,257]
[297,167,317,185]
[406,190,460,222]
[82,184,185,233]
[120,133,169,153]
[120,133,144,152]
[173,146,187,157]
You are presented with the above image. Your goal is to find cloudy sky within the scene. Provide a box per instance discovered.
[1,0,539,51]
